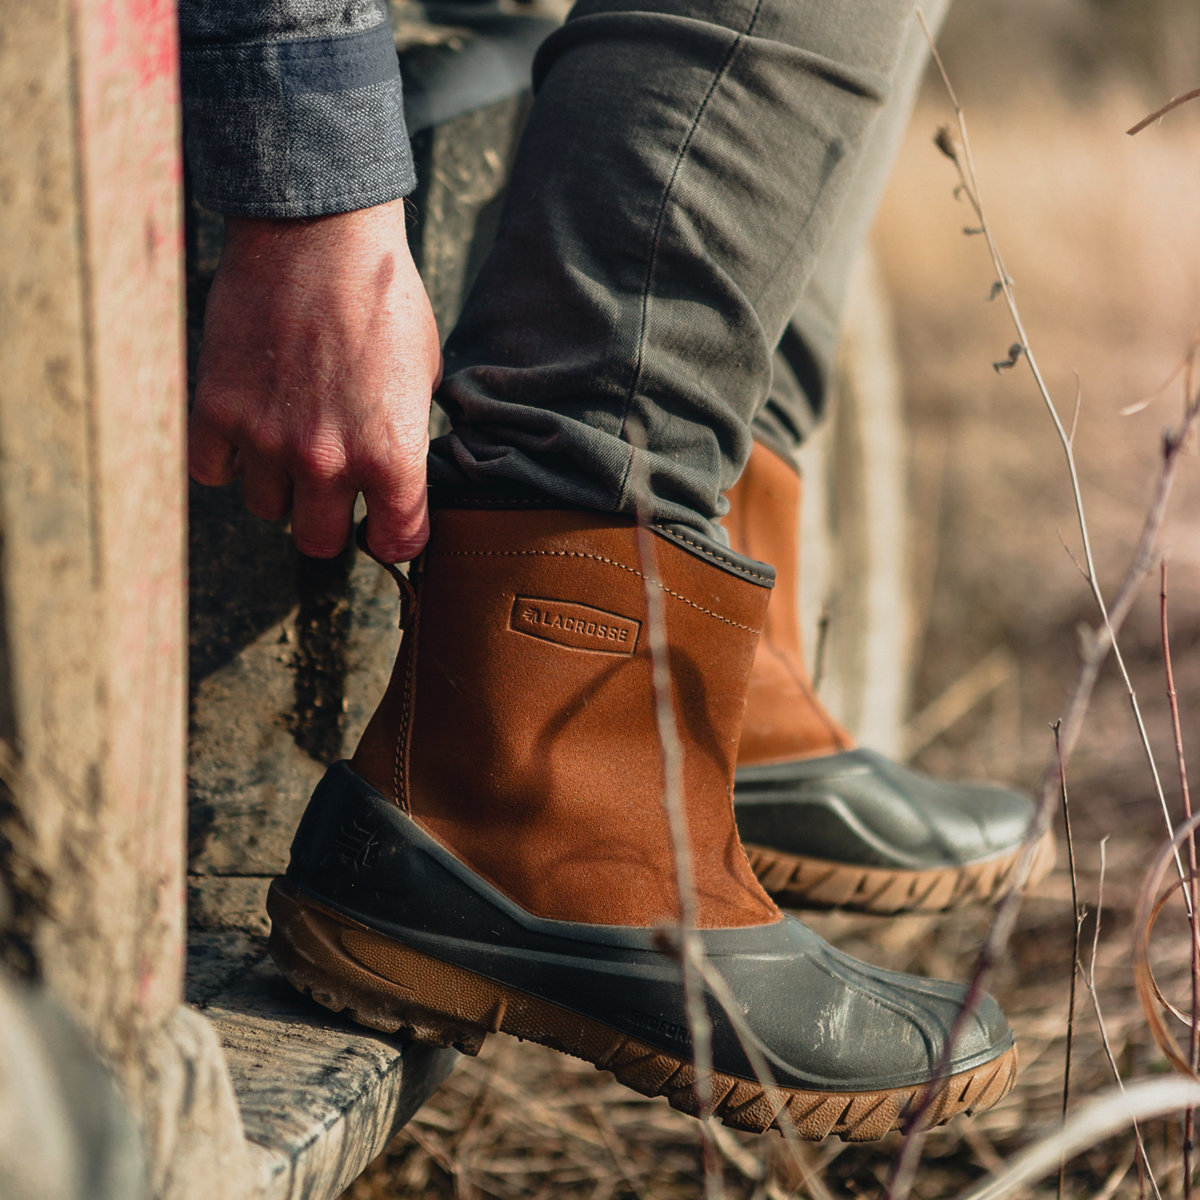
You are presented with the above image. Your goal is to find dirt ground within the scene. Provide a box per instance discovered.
[345,28,1200,1200]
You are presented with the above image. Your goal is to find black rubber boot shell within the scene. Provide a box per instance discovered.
[279,762,1013,1098]
[735,747,1040,871]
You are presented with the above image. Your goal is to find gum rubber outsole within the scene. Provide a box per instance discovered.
[267,878,1018,1142]
[744,829,1057,915]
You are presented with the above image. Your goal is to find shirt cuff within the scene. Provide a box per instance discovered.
[181,22,416,218]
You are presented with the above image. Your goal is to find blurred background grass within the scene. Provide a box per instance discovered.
[347,3,1200,1196]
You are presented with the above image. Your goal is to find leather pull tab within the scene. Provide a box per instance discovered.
[355,520,419,630]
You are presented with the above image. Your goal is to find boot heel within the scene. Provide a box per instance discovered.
[267,878,491,1055]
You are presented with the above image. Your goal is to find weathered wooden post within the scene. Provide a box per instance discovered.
[0,0,250,1194]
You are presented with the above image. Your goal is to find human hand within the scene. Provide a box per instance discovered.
[189,199,442,562]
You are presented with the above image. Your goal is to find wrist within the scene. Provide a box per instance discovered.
[222,199,410,259]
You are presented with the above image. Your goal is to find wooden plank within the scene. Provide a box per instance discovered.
[189,932,459,1200]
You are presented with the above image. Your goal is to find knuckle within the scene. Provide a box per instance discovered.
[191,383,245,432]
[361,430,428,488]
[292,434,349,485]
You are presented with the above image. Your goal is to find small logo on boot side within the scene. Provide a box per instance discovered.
[511,596,641,654]
[620,1008,693,1049]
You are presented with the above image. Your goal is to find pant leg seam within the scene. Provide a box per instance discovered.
[616,0,767,511]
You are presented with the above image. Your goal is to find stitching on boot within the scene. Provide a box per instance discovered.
[439,549,759,633]
[394,592,421,814]
[653,526,774,584]
[394,668,408,811]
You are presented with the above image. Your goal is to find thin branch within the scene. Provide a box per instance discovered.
[1128,89,1200,136]
[811,608,831,695]
[1086,839,1163,1199]
[1161,560,1200,1199]
[627,423,722,1200]
[1068,373,1082,447]
[1055,527,1090,584]
[1057,722,1082,1200]
[1133,811,1200,1200]
[691,955,839,1200]
[1118,325,1200,416]
[630,426,837,1196]
[955,1078,1200,1200]
[916,7,1183,895]
[887,16,1200,1196]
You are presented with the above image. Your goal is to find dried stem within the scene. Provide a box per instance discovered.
[626,424,850,1193]
[1128,88,1200,136]
[811,608,831,694]
[885,15,1200,1197]
[627,426,721,1200]
[1135,815,1200,1080]
[956,1078,1200,1200]
[1086,840,1163,1199]
[1057,722,1082,1200]
[1161,561,1200,1198]
[690,955,838,1200]
[916,7,1185,897]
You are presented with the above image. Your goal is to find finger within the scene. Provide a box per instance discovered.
[238,452,293,524]
[289,478,358,559]
[188,411,240,486]
[361,475,430,563]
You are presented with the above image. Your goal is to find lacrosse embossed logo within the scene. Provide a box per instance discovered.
[510,596,641,654]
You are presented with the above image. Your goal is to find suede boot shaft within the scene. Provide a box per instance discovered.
[725,439,852,765]
[353,505,780,929]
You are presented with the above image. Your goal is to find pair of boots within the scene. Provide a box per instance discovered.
[268,442,1049,1141]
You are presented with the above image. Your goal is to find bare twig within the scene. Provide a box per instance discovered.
[1068,374,1082,446]
[1086,839,1163,1199]
[915,7,1185,895]
[628,426,840,1195]
[1135,814,1200,1079]
[1161,561,1200,1198]
[888,17,1200,1197]
[627,424,852,1193]
[1057,722,1082,1200]
[1054,526,1091,584]
[811,607,831,694]
[1128,89,1200,136]
[689,954,838,1200]
[627,422,721,1200]
[956,1079,1200,1200]
[1119,325,1200,416]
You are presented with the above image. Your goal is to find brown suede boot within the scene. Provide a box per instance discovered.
[727,440,1053,914]
[269,504,1018,1141]
[725,440,853,766]
[350,504,778,929]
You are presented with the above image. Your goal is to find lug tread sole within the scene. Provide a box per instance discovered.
[744,829,1056,915]
[266,878,1017,1142]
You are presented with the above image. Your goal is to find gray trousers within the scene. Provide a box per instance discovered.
[429,0,949,546]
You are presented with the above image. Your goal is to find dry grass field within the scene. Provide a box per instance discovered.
[345,17,1200,1200]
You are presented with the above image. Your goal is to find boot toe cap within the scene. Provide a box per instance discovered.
[730,920,1015,1092]
[734,748,1036,871]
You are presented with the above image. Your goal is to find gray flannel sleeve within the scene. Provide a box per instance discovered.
[179,1,416,217]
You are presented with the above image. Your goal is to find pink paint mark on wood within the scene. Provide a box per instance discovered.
[96,0,120,59]
[129,0,179,90]
[93,0,179,91]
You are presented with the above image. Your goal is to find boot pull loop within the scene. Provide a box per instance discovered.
[355,520,419,631]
